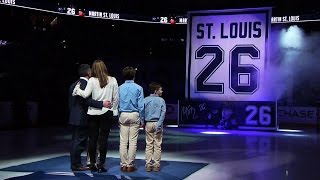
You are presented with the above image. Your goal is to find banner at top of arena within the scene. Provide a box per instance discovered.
[185,8,272,101]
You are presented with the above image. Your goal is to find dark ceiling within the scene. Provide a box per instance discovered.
[56,0,319,16]
[11,0,310,16]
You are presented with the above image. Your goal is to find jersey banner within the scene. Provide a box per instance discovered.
[186,8,271,101]
[179,100,277,130]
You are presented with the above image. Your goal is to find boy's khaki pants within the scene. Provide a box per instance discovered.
[119,112,140,167]
[145,121,163,167]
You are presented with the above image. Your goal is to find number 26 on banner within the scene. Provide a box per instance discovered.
[195,44,260,94]
[245,105,271,126]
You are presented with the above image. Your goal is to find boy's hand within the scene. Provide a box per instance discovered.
[155,122,162,132]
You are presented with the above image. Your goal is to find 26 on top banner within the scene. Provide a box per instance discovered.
[186,8,272,101]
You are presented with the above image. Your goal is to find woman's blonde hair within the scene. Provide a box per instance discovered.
[91,59,109,88]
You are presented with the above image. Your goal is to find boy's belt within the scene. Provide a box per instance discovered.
[145,119,158,122]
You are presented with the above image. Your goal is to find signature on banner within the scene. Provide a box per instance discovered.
[181,105,198,120]
[181,103,206,120]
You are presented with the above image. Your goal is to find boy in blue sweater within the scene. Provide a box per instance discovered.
[143,82,166,172]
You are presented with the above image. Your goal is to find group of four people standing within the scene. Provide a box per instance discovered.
[68,60,166,173]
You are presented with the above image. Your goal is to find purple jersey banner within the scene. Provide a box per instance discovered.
[179,100,277,130]
[186,8,271,101]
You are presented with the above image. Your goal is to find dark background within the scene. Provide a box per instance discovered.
[0,4,187,128]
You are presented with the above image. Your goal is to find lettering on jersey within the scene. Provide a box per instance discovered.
[88,11,120,19]
[196,21,262,39]
[1,0,15,5]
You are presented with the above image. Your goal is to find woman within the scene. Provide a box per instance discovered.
[73,60,119,172]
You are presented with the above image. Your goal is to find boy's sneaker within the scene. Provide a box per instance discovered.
[127,166,137,172]
[153,166,160,172]
[146,165,152,172]
[120,166,127,172]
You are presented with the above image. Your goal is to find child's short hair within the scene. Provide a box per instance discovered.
[122,66,136,80]
[149,82,162,94]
